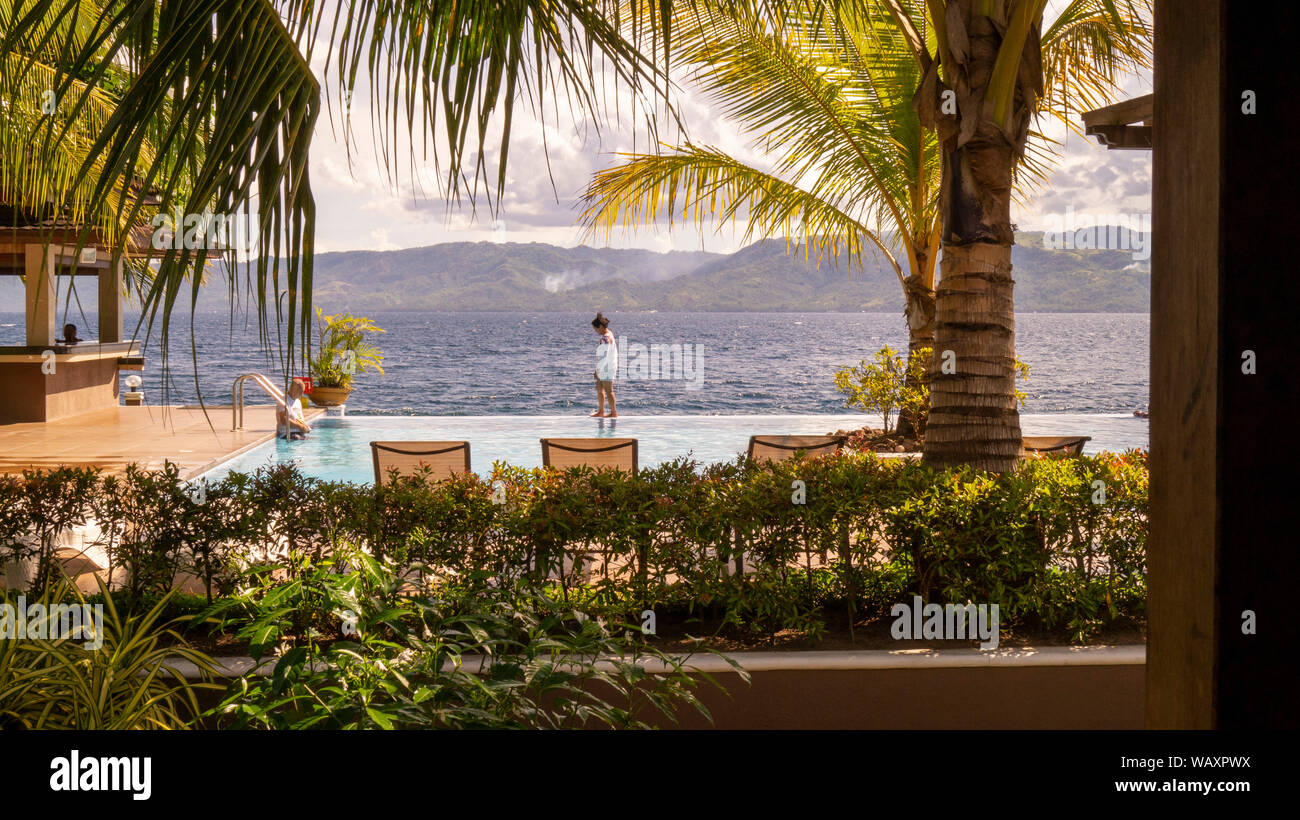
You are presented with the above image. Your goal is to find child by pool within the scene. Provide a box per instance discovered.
[590,312,618,418]
[277,378,313,439]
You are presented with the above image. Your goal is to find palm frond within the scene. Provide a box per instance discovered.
[4,0,686,396]
[580,143,904,281]
[3,0,319,395]
[1040,0,1154,133]
[280,0,678,209]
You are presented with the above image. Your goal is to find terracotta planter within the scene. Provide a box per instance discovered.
[308,386,353,407]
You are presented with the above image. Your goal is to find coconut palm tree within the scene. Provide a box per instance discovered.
[580,0,1149,460]
[582,0,946,441]
[896,0,1151,471]
[2,0,678,378]
[580,0,942,440]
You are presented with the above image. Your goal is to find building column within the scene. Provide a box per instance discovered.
[99,256,124,343]
[24,244,57,347]
[1149,0,1300,729]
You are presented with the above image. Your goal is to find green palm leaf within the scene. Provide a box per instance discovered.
[583,142,913,283]
[3,0,681,391]
[582,0,940,306]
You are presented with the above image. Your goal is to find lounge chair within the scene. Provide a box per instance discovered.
[540,437,638,474]
[746,434,847,464]
[1021,435,1091,458]
[370,440,472,485]
[731,434,850,576]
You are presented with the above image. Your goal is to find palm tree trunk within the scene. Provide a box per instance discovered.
[923,141,1022,472]
[899,273,936,439]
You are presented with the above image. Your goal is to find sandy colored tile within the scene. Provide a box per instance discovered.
[0,404,323,479]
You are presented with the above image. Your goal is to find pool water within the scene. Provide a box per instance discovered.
[202,413,1149,485]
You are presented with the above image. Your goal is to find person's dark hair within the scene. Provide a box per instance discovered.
[591,312,609,330]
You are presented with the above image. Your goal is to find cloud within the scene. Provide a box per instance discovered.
[368,228,399,251]
[307,36,1152,255]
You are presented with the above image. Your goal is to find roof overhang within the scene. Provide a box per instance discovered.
[1082,93,1154,150]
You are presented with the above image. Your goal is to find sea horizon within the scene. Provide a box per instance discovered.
[0,309,1150,420]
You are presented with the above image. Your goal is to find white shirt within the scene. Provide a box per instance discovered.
[596,331,617,380]
[281,396,306,435]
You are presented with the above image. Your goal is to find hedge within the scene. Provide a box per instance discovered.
[0,449,1147,643]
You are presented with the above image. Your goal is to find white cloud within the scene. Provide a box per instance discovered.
[308,25,1153,254]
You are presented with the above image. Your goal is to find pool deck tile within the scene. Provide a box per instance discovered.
[0,404,324,479]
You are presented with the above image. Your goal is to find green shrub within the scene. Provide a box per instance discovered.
[834,347,1033,436]
[2,468,99,596]
[2,449,1150,645]
[833,346,929,435]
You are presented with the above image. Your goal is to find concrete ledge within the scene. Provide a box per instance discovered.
[662,644,1145,671]
[172,643,1144,676]
[170,643,1145,679]
[173,645,1146,729]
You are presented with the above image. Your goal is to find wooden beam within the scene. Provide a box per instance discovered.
[1082,93,1154,127]
[0,225,163,257]
[1149,0,1300,730]
[1148,0,1219,729]
[1086,124,1154,150]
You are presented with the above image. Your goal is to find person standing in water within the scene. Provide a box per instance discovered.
[590,312,618,417]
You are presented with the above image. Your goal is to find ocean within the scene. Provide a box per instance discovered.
[0,310,1149,416]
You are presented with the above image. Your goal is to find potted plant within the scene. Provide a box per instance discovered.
[307,309,385,406]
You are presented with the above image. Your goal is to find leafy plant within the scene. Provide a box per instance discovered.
[94,463,201,599]
[206,547,739,729]
[0,578,219,729]
[834,346,930,435]
[3,468,98,596]
[835,346,1032,436]
[309,309,386,390]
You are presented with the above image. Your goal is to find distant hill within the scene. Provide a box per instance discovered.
[0,230,1150,314]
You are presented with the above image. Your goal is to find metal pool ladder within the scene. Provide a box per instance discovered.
[232,373,288,431]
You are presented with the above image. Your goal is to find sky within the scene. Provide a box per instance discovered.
[306,10,1154,256]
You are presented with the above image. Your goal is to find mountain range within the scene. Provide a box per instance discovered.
[0,230,1151,314]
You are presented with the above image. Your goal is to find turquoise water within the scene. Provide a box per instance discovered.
[202,412,1149,485]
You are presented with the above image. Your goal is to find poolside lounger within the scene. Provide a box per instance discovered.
[540,438,638,474]
[746,434,847,464]
[1021,435,1091,458]
[370,441,472,485]
[733,434,849,576]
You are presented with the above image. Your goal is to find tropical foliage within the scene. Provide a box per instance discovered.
[0,578,218,729]
[2,0,680,383]
[834,345,1031,435]
[2,450,1149,648]
[309,309,385,389]
[581,0,944,371]
[207,547,729,729]
[835,346,932,435]
[581,0,1151,467]
[0,0,147,249]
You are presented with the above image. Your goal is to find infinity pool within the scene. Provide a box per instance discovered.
[202,413,1149,484]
